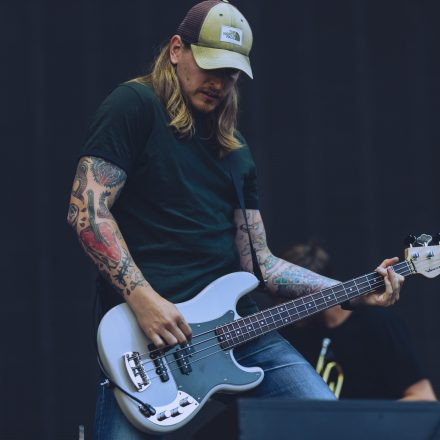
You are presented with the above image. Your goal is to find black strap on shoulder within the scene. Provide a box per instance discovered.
[225,152,266,288]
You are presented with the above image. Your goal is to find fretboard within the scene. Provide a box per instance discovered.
[215,261,414,349]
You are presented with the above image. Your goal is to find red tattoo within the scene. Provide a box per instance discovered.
[80,223,121,262]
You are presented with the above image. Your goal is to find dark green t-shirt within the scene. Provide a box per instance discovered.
[80,81,259,312]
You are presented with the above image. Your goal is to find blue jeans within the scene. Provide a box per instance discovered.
[94,331,335,439]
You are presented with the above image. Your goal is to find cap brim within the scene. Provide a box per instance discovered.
[191,44,253,79]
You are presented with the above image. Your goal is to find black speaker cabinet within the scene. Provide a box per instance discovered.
[238,399,440,440]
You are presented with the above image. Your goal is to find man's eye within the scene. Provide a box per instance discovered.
[219,68,239,77]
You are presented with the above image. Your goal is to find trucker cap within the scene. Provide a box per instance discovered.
[177,0,253,79]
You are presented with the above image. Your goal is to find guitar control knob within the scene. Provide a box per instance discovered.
[179,397,194,407]
[157,410,171,421]
[171,407,184,417]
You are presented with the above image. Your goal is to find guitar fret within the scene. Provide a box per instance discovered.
[226,323,238,345]
[365,275,372,291]
[278,304,292,325]
[267,308,277,326]
[339,283,350,302]
[268,308,281,329]
[285,303,300,321]
[304,297,317,313]
[263,310,274,326]
[243,317,257,338]
[312,291,326,307]
[232,321,246,343]
[367,272,380,287]
[250,315,263,337]
[344,280,358,299]
[355,276,370,295]
[216,262,416,350]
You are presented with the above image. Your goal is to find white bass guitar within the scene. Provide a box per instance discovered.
[97,234,440,434]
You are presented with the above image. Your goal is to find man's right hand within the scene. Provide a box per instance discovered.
[126,286,192,349]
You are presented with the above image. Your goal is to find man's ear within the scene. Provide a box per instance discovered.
[169,35,184,65]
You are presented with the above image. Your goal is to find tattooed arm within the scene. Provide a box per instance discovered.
[67,156,192,348]
[234,209,404,306]
[234,210,338,299]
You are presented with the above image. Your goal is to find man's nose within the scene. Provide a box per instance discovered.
[207,73,223,89]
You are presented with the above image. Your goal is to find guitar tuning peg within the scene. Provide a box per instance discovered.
[404,235,417,247]
[416,234,433,247]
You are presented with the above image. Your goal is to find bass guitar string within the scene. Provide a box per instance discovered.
[139,266,412,378]
[142,261,411,360]
[140,261,411,361]
[140,262,411,362]
[140,268,413,384]
[140,264,411,367]
[142,267,412,377]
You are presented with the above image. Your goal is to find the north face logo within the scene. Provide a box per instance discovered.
[220,25,243,46]
[223,30,240,41]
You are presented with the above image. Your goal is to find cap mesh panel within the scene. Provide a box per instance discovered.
[177,1,221,43]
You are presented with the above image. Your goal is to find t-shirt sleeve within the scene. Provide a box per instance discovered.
[79,84,153,174]
[234,131,259,210]
[378,310,426,395]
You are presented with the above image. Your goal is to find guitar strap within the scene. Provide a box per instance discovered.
[225,151,266,288]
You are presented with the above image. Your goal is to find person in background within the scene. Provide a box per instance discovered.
[279,243,437,401]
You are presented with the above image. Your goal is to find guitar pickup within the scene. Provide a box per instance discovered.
[182,342,195,357]
[148,344,169,383]
[123,352,151,392]
[173,343,193,375]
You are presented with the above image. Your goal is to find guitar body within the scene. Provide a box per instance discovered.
[97,272,264,434]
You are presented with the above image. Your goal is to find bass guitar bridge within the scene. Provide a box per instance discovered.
[124,352,151,392]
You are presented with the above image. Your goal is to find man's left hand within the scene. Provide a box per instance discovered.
[355,257,404,307]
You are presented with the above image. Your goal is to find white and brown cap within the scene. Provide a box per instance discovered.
[177,0,253,79]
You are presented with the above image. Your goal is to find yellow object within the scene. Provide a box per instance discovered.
[315,338,344,399]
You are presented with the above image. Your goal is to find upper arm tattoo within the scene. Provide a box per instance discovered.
[91,157,127,188]
[72,159,89,202]
[67,203,79,228]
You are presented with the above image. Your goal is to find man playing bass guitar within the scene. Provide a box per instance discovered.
[67,1,404,438]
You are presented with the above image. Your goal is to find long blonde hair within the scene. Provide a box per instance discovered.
[135,43,242,154]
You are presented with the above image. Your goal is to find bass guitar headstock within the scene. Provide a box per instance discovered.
[405,234,440,278]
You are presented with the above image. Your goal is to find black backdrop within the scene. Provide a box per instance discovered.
[2,1,440,438]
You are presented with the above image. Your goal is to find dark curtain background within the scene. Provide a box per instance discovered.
[2,0,439,438]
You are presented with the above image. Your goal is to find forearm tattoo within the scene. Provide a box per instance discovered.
[235,209,337,299]
[264,258,338,298]
[235,210,268,273]
[69,157,149,297]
